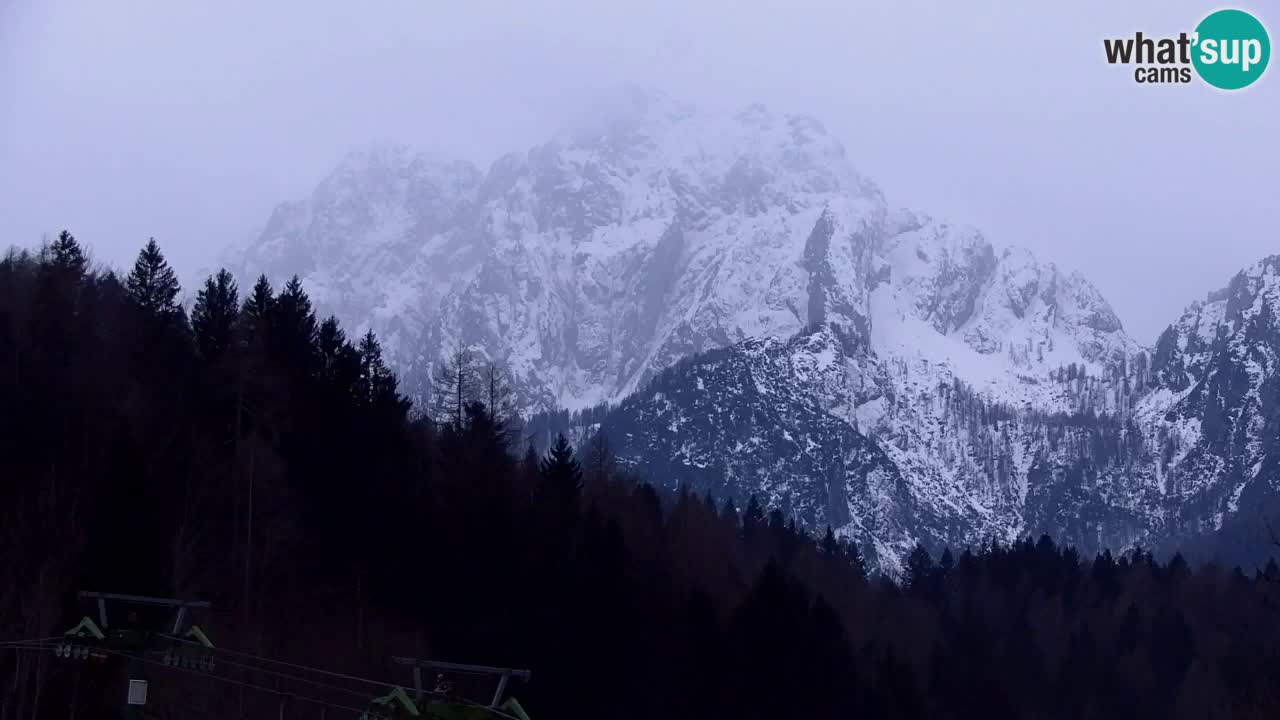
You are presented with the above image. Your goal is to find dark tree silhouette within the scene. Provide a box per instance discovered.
[192,269,240,361]
[126,237,182,320]
[2,231,1280,720]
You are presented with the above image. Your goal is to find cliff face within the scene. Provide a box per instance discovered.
[227,91,1280,570]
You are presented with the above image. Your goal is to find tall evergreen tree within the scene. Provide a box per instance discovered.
[821,525,840,556]
[905,543,934,592]
[720,498,739,529]
[34,230,89,358]
[317,316,360,393]
[271,275,319,376]
[125,238,181,320]
[585,430,617,485]
[538,434,583,508]
[843,539,868,581]
[47,230,88,277]
[240,275,275,347]
[939,547,955,577]
[358,330,403,411]
[742,495,765,538]
[192,269,240,361]
[521,443,541,492]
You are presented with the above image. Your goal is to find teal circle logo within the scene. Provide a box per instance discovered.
[1192,9,1270,90]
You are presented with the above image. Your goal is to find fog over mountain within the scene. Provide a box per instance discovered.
[6,4,1280,716]
[3,0,1278,343]
[221,90,1280,572]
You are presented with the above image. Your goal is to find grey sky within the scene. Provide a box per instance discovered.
[1,0,1276,342]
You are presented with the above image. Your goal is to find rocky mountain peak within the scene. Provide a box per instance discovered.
[222,92,1280,571]
[226,94,1146,418]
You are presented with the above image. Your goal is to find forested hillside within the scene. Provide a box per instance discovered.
[2,233,1280,719]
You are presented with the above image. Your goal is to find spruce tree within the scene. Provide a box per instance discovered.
[192,269,240,361]
[904,543,934,592]
[538,434,583,507]
[821,525,839,556]
[843,539,868,580]
[240,275,275,348]
[34,230,89,357]
[720,498,739,528]
[125,238,181,319]
[585,430,616,484]
[317,316,361,393]
[742,495,765,538]
[939,547,955,576]
[521,444,541,491]
[358,331,403,410]
[271,275,319,376]
[48,230,88,277]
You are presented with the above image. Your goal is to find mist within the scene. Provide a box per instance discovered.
[1,0,1277,341]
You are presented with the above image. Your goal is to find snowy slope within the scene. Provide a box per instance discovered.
[225,90,1276,570]
[600,254,1280,571]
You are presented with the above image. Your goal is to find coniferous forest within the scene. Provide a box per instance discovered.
[4,233,1280,720]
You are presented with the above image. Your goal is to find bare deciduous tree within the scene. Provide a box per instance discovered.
[431,343,476,428]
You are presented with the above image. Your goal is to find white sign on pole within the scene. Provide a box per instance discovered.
[127,679,148,705]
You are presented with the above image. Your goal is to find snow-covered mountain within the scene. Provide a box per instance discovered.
[224,89,1278,571]
[226,89,892,410]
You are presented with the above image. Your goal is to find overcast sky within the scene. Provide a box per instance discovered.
[1,0,1276,342]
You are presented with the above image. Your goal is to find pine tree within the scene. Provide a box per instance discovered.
[720,498,739,529]
[47,230,88,277]
[237,275,276,417]
[535,434,583,549]
[317,316,360,392]
[125,238,181,320]
[192,269,240,361]
[358,331,403,411]
[820,525,839,556]
[539,434,583,503]
[842,539,868,580]
[34,230,90,356]
[521,444,541,493]
[271,276,319,377]
[904,543,934,592]
[742,495,764,538]
[939,547,955,577]
[241,275,275,340]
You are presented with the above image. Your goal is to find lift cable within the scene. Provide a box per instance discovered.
[96,646,373,716]
[0,637,68,647]
[155,647,380,702]
[159,632,403,691]
[3,633,531,719]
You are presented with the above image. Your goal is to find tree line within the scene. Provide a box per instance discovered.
[1,233,1279,719]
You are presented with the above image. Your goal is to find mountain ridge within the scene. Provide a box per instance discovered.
[224,90,1140,415]
[222,90,1278,570]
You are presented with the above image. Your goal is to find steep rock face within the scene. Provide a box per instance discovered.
[228,92,1133,419]
[227,91,892,410]
[596,256,1280,571]
[598,327,929,572]
[232,144,487,358]
[226,91,1274,570]
[1136,258,1280,556]
[600,320,1159,573]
